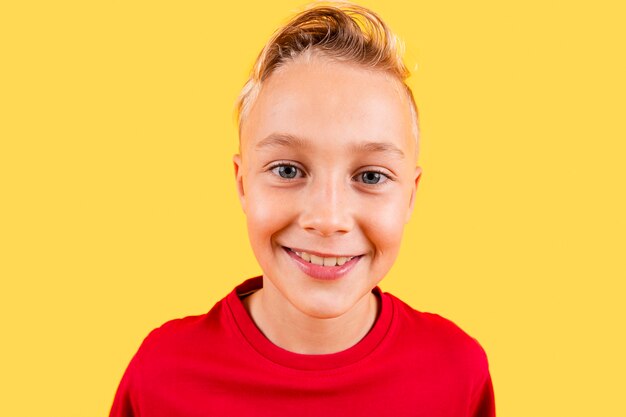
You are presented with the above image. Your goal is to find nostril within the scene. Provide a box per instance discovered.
[299,210,354,236]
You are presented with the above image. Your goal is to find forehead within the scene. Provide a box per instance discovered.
[240,56,416,159]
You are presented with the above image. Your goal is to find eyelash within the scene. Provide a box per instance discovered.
[268,163,303,180]
[356,169,391,186]
[267,162,393,186]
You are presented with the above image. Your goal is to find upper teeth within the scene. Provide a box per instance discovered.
[294,251,354,266]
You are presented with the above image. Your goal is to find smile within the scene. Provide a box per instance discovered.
[283,247,362,280]
[292,250,355,267]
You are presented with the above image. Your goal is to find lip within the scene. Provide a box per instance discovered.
[286,246,361,258]
[283,246,362,281]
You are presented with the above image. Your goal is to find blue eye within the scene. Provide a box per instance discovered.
[272,164,299,179]
[358,171,389,185]
[361,172,381,184]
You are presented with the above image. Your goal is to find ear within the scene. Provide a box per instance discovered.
[233,154,246,214]
[405,166,422,223]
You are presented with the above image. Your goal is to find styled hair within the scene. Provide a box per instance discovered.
[236,2,419,143]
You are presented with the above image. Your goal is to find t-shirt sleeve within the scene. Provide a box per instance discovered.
[109,351,140,417]
[471,371,495,417]
[109,327,160,417]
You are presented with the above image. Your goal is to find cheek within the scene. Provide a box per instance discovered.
[362,191,409,256]
[245,186,294,248]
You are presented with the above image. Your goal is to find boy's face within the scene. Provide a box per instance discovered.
[234,55,421,320]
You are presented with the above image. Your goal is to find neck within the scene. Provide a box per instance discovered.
[242,280,379,355]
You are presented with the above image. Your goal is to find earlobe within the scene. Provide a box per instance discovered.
[232,154,246,213]
[405,166,422,223]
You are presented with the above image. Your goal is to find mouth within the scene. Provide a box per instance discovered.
[282,246,363,280]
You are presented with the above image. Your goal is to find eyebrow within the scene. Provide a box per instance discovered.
[255,133,310,150]
[352,141,405,159]
[255,133,405,159]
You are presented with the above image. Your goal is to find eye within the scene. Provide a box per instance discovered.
[270,164,301,179]
[356,170,390,185]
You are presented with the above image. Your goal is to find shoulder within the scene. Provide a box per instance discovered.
[386,292,490,375]
[135,299,227,360]
[148,313,208,341]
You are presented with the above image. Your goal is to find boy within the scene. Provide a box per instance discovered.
[110,3,495,416]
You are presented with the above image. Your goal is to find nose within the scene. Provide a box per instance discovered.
[298,175,354,237]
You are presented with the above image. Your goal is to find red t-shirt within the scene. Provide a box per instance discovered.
[110,277,495,416]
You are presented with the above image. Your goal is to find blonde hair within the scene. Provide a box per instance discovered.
[236,2,419,142]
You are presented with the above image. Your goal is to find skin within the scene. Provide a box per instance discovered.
[233,54,421,354]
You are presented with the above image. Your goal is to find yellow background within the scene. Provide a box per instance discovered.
[1,0,624,416]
